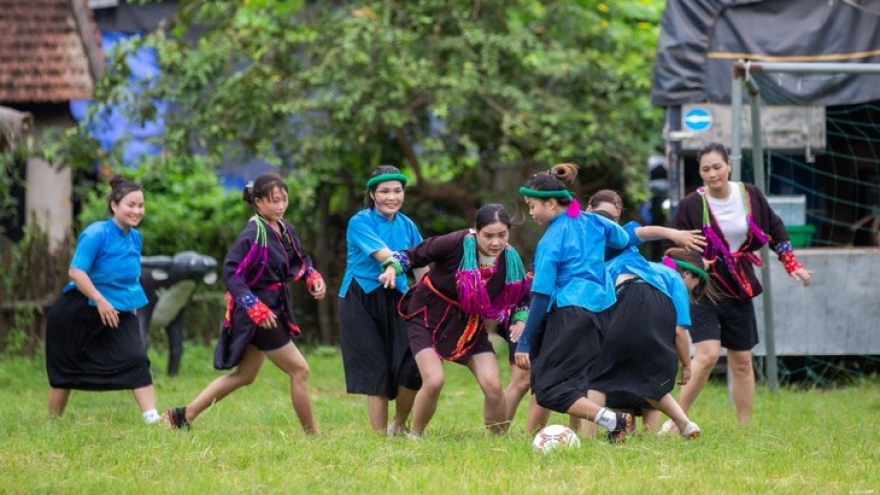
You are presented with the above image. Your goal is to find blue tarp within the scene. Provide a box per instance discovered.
[70,31,273,189]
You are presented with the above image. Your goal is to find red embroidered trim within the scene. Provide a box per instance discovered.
[780,251,803,274]
[247,300,273,325]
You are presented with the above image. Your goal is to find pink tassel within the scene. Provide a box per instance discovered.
[566,198,581,218]
[662,256,677,270]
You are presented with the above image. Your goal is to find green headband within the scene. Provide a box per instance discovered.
[673,259,709,282]
[367,173,409,189]
[518,187,574,200]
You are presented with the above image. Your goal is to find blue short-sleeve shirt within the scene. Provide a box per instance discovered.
[532,212,629,312]
[647,262,692,327]
[340,208,423,296]
[63,218,148,311]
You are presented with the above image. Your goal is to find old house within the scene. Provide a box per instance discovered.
[0,0,104,245]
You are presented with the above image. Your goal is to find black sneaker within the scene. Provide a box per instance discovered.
[167,407,190,430]
[607,412,633,443]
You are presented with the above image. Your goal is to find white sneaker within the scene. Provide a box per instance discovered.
[658,419,680,435]
[680,422,701,440]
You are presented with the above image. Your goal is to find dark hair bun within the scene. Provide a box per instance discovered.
[109,174,126,189]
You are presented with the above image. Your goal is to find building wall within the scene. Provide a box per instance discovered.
[753,248,880,356]
[25,157,72,249]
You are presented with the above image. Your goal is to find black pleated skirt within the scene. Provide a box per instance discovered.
[339,281,421,399]
[45,290,153,391]
[589,281,677,401]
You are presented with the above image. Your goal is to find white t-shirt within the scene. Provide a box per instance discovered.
[706,182,748,252]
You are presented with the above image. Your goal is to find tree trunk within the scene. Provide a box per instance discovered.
[313,183,335,344]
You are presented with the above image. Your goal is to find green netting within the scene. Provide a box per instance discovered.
[741,81,880,386]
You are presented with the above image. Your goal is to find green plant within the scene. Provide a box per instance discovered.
[0,147,27,238]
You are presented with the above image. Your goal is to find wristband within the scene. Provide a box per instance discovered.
[381,257,403,276]
[381,251,411,276]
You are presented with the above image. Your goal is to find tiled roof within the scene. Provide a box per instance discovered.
[0,0,104,103]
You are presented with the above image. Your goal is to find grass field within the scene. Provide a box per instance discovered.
[1,343,878,495]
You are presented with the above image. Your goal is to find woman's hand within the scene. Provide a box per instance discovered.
[790,267,812,287]
[378,265,397,289]
[678,365,692,385]
[515,352,531,371]
[260,312,278,329]
[508,321,525,343]
[671,229,707,253]
[310,278,327,300]
[96,298,119,328]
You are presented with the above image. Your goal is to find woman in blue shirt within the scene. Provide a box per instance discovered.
[45,176,159,424]
[339,165,428,434]
[581,190,709,439]
[515,163,634,442]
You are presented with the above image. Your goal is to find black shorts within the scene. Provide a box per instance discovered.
[605,390,655,416]
[494,324,517,366]
[531,305,603,414]
[689,295,759,351]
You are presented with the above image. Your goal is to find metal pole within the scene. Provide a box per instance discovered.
[740,61,880,74]
[730,63,745,182]
[667,106,683,214]
[744,74,780,393]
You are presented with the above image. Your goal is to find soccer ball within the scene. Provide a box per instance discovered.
[532,424,581,453]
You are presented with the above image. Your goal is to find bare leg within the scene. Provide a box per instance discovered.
[647,394,691,431]
[502,365,531,422]
[48,388,71,417]
[265,342,319,434]
[131,385,158,413]
[676,340,721,414]
[410,349,445,435]
[642,409,662,433]
[566,395,606,422]
[727,349,755,424]
[576,390,606,437]
[389,386,417,434]
[467,352,507,434]
[525,395,551,434]
[367,396,389,433]
[184,345,265,423]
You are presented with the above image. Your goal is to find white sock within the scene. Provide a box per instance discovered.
[142,409,161,424]
[593,407,617,431]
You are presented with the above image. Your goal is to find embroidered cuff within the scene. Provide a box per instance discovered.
[773,240,794,256]
[237,293,273,325]
[511,309,529,323]
[780,251,803,274]
[236,292,259,309]
[247,300,274,326]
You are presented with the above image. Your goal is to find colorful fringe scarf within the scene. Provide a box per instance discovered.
[700,183,769,297]
[234,215,271,286]
[454,234,531,322]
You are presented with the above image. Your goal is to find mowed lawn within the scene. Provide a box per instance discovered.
[0,343,877,495]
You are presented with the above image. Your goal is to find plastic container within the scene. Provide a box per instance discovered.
[768,195,807,226]
[786,224,816,247]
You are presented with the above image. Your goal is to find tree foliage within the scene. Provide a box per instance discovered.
[76,155,248,262]
[57,0,665,341]
[96,0,663,218]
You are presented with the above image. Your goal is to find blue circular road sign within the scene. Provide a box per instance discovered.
[683,107,713,133]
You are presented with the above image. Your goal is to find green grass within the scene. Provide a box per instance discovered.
[1,344,878,495]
